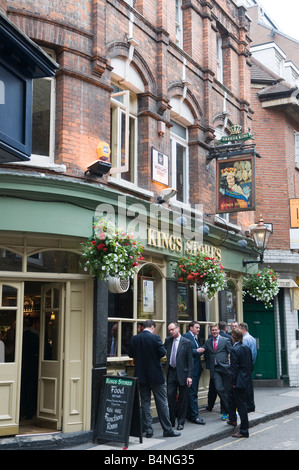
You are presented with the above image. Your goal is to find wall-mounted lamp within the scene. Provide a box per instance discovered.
[242,216,272,266]
[85,141,112,177]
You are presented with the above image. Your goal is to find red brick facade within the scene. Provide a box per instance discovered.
[5,0,253,219]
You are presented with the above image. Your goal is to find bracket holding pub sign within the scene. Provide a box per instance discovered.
[94,375,142,449]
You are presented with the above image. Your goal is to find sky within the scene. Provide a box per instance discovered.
[257,0,299,42]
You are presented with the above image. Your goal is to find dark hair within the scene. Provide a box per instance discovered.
[219,321,227,331]
[144,319,156,328]
[239,322,248,332]
[231,328,243,343]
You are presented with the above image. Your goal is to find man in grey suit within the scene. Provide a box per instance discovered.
[164,323,193,430]
[200,323,232,418]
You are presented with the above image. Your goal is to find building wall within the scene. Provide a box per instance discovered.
[248,5,299,67]
[5,0,252,218]
[250,85,299,251]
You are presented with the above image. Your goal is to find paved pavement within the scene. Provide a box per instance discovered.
[78,386,299,451]
[1,386,299,450]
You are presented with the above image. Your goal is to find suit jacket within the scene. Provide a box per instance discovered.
[164,335,194,386]
[129,330,166,384]
[230,342,253,389]
[182,331,203,377]
[203,335,232,377]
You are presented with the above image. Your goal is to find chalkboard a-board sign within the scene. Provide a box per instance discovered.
[95,375,143,448]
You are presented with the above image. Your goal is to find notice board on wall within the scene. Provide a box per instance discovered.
[94,375,142,448]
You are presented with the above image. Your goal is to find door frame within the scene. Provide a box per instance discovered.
[0,274,93,436]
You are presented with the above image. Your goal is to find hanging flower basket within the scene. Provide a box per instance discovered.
[176,252,226,300]
[242,267,279,309]
[80,218,144,281]
[108,277,130,294]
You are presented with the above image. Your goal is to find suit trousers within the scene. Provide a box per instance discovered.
[228,387,249,436]
[212,366,231,415]
[167,367,189,425]
[139,382,173,434]
[245,378,255,412]
[188,372,201,420]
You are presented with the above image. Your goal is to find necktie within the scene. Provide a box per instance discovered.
[170,339,177,367]
[214,338,217,352]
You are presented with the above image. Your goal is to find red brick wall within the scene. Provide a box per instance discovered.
[251,85,299,250]
[5,0,252,215]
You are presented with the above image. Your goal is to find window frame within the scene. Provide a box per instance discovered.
[175,0,183,49]
[170,120,189,205]
[110,87,138,184]
[216,33,224,83]
[30,76,56,165]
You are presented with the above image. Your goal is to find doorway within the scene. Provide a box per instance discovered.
[0,278,91,437]
[243,297,277,380]
[19,281,64,435]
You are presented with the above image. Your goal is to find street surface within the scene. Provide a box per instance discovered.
[198,411,299,450]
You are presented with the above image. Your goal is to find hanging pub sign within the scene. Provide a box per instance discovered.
[216,155,255,213]
[216,124,254,145]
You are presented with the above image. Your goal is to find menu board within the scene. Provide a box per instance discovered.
[95,375,142,448]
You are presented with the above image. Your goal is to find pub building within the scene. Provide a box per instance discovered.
[0,0,255,441]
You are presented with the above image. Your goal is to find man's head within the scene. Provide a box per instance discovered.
[210,323,220,338]
[219,321,227,332]
[144,319,156,332]
[231,328,243,344]
[230,321,239,331]
[239,322,248,335]
[168,322,180,339]
[189,321,200,336]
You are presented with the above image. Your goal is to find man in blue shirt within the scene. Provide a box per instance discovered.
[239,322,257,412]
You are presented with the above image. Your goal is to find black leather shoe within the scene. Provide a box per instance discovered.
[177,424,184,430]
[163,430,181,437]
[191,417,206,425]
[145,431,153,438]
[232,432,249,438]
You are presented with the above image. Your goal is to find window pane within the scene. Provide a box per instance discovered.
[108,287,133,319]
[176,142,185,202]
[0,310,16,362]
[27,251,85,273]
[0,249,22,271]
[44,308,58,360]
[32,79,51,156]
[121,116,135,183]
[2,285,17,307]
[171,120,186,139]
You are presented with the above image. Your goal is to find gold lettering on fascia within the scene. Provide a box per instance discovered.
[147,229,221,260]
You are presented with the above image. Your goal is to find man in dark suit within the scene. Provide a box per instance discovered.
[228,328,253,438]
[129,319,180,438]
[164,323,194,430]
[183,321,205,425]
[200,323,232,418]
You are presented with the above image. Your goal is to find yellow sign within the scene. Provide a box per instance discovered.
[96,141,111,162]
[290,199,299,228]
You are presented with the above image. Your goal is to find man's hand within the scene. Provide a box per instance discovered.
[186,377,193,387]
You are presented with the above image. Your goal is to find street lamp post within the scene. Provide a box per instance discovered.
[242,217,272,266]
